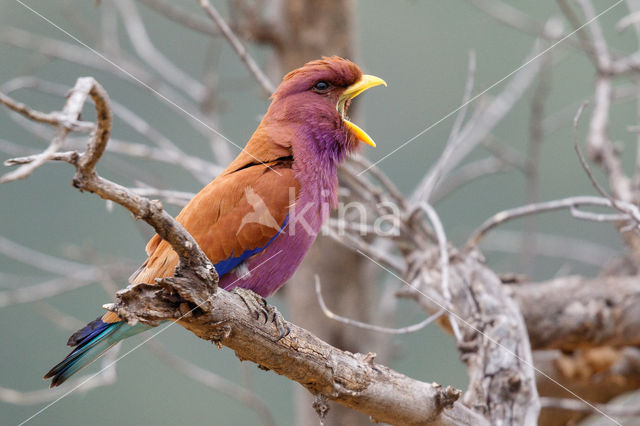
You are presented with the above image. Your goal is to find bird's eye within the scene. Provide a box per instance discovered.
[312,81,331,93]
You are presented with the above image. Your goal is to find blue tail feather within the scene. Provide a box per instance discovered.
[44,316,150,387]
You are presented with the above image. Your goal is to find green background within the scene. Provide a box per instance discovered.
[0,1,632,425]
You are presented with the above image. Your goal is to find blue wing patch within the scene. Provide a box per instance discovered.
[213,214,289,277]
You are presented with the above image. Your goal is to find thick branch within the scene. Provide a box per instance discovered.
[111,275,486,426]
[510,275,640,351]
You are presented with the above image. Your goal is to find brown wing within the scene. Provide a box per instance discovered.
[129,160,299,284]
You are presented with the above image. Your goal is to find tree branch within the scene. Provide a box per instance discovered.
[111,274,485,426]
[510,275,640,351]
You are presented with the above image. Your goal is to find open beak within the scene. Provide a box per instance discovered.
[337,74,387,147]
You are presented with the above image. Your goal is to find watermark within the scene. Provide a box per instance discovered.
[238,186,401,238]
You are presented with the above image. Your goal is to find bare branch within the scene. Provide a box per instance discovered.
[522,51,552,273]
[540,396,640,417]
[412,50,476,204]
[0,92,93,132]
[0,346,120,405]
[146,341,277,426]
[413,202,461,341]
[575,0,612,71]
[136,0,219,36]
[465,196,640,249]
[0,78,103,183]
[115,0,206,101]
[429,157,511,203]
[511,275,640,350]
[414,38,543,202]
[2,77,214,275]
[480,230,618,267]
[315,275,444,334]
[0,236,89,275]
[198,0,276,95]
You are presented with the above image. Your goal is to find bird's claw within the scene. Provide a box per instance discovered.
[234,288,290,340]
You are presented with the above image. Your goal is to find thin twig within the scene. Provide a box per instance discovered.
[198,0,275,95]
[540,396,640,417]
[137,0,220,37]
[573,101,638,224]
[0,91,93,132]
[0,346,120,405]
[412,50,476,204]
[315,275,444,334]
[146,341,277,426]
[465,195,640,249]
[480,230,618,267]
[576,0,612,71]
[414,202,461,341]
[0,78,98,183]
[522,50,552,274]
[115,0,206,101]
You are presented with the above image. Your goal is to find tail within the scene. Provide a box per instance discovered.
[44,315,150,387]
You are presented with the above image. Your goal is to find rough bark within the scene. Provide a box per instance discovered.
[404,247,541,425]
[534,348,640,426]
[110,274,488,426]
[510,276,640,351]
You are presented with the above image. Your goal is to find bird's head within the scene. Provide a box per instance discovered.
[266,56,386,156]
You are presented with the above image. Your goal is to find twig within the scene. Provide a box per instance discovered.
[0,92,93,132]
[198,0,276,95]
[0,235,89,275]
[616,10,640,32]
[0,270,98,309]
[573,101,608,195]
[0,346,120,405]
[570,206,630,222]
[576,0,612,71]
[315,275,444,334]
[324,226,405,272]
[522,51,552,274]
[1,75,221,183]
[412,50,476,204]
[470,0,579,48]
[480,230,618,267]
[465,195,640,249]
[414,38,542,202]
[2,77,214,275]
[573,102,640,228]
[0,78,99,183]
[414,202,461,341]
[430,157,511,203]
[129,187,195,207]
[146,341,277,426]
[137,0,219,37]
[540,396,639,417]
[115,0,206,101]
[348,156,407,209]
[557,0,603,69]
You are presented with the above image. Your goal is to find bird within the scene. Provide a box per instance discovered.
[44,56,386,387]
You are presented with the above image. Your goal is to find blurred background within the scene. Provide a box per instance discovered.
[0,1,636,425]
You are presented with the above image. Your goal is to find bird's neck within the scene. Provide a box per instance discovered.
[251,117,346,207]
[292,124,346,208]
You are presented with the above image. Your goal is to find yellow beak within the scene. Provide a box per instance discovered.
[337,74,387,147]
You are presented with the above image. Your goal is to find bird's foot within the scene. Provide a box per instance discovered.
[233,288,290,340]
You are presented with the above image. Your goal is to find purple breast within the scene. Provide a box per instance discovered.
[219,192,326,297]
